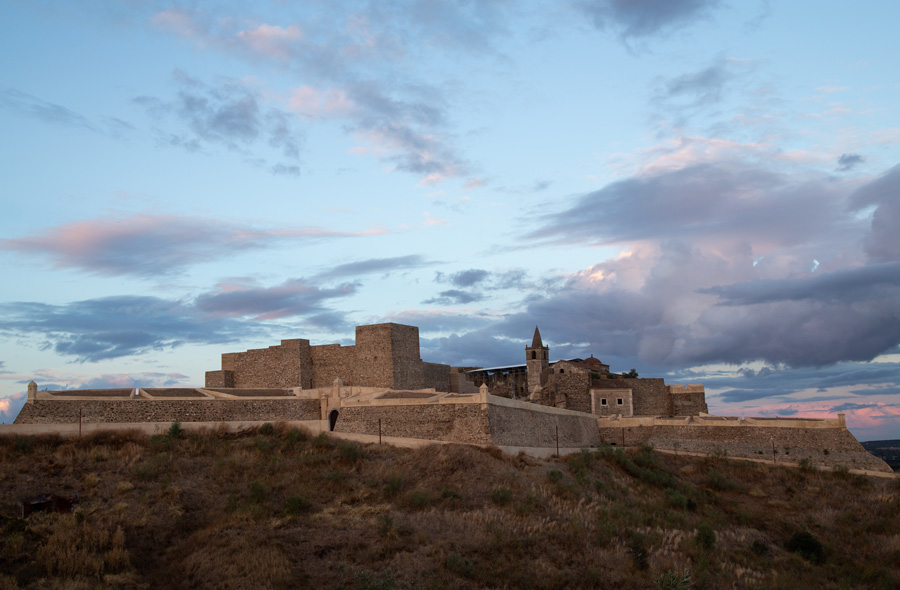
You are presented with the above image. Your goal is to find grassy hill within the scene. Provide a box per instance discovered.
[1,425,899,589]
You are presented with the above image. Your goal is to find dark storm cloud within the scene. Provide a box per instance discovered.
[575,0,721,40]
[700,261,900,305]
[837,153,864,172]
[314,255,430,281]
[528,162,846,248]
[135,70,303,164]
[0,296,267,362]
[850,164,900,263]
[423,290,485,306]
[420,329,523,367]
[0,214,384,277]
[194,280,357,321]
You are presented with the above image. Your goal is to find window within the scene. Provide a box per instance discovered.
[617,398,623,406]
[560,369,564,374]
[531,351,536,360]
[600,398,607,406]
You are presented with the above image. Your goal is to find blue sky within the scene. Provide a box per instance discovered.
[2,1,899,440]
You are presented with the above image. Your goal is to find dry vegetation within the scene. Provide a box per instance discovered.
[1,424,899,589]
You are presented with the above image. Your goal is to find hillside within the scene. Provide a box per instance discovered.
[1,426,899,589]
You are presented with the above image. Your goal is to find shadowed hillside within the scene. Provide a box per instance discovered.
[1,426,899,589]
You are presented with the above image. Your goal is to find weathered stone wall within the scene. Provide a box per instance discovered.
[449,368,480,394]
[309,344,358,388]
[552,373,591,413]
[671,391,708,416]
[591,389,633,417]
[204,370,234,388]
[389,324,426,390]
[598,423,889,472]
[333,404,491,444]
[14,399,321,424]
[487,403,601,448]
[422,362,451,392]
[219,339,306,388]
[594,378,670,416]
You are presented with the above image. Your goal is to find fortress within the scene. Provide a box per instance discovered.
[12,322,890,472]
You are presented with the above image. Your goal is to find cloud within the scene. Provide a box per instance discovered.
[837,153,864,172]
[194,279,357,321]
[423,290,484,306]
[0,296,268,362]
[436,269,490,288]
[1,213,385,277]
[135,70,303,167]
[1,88,95,130]
[528,159,855,256]
[850,164,900,263]
[575,0,721,40]
[313,255,430,281]
[0,393,26,425]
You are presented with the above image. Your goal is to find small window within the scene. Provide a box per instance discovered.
[617,398,623,406]
[531,351,536,359]
[559,369,564,374]
[600,398,607,406]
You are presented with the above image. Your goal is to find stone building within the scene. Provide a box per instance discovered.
[205,323,452,392]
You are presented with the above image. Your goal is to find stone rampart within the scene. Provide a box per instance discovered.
[554,373,592,413]
[219,339,306,388]
[671,391,708,416]
[422,362,451,392]
[486,401,600,448]
[333,404,492,444]
[309,344,358,388]
[598,420,890,472]
[13,399,321,425]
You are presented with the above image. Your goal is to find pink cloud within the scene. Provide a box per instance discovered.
[236,24,303,60]
[289,86,355,118]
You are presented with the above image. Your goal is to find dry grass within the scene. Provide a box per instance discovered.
[0,430,898,589]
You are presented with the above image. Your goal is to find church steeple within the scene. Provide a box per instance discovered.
[526,326,549,394]
[531,326,543,349]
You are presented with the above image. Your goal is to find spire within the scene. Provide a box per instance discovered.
[531,326,543,348]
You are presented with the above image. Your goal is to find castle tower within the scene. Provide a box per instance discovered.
[526,326,549,394]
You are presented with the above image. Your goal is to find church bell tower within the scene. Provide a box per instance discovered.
[526,326,549,394]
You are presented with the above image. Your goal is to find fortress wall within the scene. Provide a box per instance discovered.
[309,344,358,388]
[486,403,600,448]
[422,362,451,392]
[389,324,426,390]
[594,378,670,416]
[555,373,592,413]
[671,391,708,416]
[220,339,306,388]
[13,399,321,424]
[332,404,491,444]
[598,423,890,472]
[205,370,233,388]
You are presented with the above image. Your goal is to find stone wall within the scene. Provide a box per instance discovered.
[671,391,708,416]
[332,404,491,444]
[598,423,889,472]
[204,370,234,388]
[591,389,633,417]
[422,362,451,392]
[14,399,322,424]
[553,373,591,413]
[218,339,306,388]
[594,378,670,416]
[309,344,358,388]
[486,403,601,448]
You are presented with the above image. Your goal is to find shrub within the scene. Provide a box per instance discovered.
[491,487,513,505]
[656,569,692,590]
[799,457,815,473]
[249,481,270,505]
[285,427,306,445]
[696,523,716,551]
[627,535,649,571]
[285,496,312,515]
[446,552,475,578]
[666,489,688,510]
[786,531,824,564]
[258,422,274,436]
[312,432,333,449]
[337,440,367,464]
[404,490,431,511]
[751,539,768,556]
[385,474,403,496]
[167,421,183,439]
[547,469,564,483]
[377,514,394,537]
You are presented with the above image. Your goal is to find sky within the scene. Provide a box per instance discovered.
[1,1,899,440]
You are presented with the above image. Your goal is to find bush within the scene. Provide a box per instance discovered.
[285,496,312,515]
[446,552,475,578]
[627,535,649,571]
[786,531,824,564]
[696,523,716,551]
[404,490,431,511]
[656,569,692,590]
[258,422,274,436]
[249,481,270,505]
[547,469,564,483]
[167,421,183,439]
[491,487,513,505]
